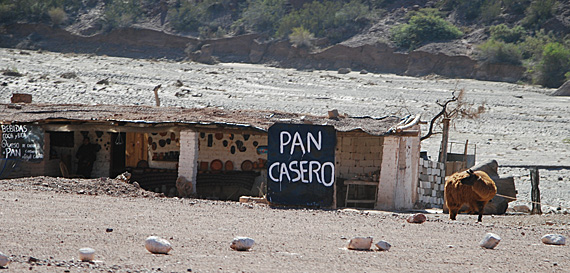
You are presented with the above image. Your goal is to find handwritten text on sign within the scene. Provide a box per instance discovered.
[267,123,336,207]
[1,124,44,162]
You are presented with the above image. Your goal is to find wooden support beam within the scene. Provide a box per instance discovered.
[530,168,542,215]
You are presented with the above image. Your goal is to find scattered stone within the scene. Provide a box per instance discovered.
[28,256,39,263]
[347,236,373,250]
[375,240,391,251]
[230,237,255,251]
[132,181,141,189]
[96,78,109,85]
[175,80,183,87]
[115,171,131,183]
[79,247,95,262]
[406,213,426,224]
[145,236,173,254]
[541,234,566,245]
[479,233,501,249]
[512,205,530,213]
[2,70,22,77]
[545,221,555,225]
[359,70,368,74]
[60,72,78,79]
[327,109,339,119]
[11,93,32,103]
[0,251,9,267]
[106,228,113,232]
[337,68,351,74]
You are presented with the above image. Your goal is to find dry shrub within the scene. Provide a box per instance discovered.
[48,7,67,26]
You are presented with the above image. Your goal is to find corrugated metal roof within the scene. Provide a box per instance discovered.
[0,103,406,136]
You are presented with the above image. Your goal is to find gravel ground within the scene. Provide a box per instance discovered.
[0,177,569,272]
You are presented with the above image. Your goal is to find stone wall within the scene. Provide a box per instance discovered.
[417,158,445,208]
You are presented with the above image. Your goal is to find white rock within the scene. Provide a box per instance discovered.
[375,240,391,251]
[541,234,566,245]
[145,236,172,254]
[230,237,255,251]
[0,251,9,267]
[479,233,501,249]
[79,247,95,262]
[348,236,373,250]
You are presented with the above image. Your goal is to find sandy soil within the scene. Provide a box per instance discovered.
[0,48,569,271]
[1,177,569,272]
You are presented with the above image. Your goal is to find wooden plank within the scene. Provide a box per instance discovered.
[344,180,379,186]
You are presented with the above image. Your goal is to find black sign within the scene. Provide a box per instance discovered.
[267,123,336,207]
[1,124,44,162]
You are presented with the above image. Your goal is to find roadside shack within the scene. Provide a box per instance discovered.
[0,103,421,210]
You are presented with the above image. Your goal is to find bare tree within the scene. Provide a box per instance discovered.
[421,89,485,141]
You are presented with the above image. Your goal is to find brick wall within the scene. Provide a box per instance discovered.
[417,158,445,208]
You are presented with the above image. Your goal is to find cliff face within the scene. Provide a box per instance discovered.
[0,24,524,83]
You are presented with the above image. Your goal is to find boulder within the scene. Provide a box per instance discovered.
[230,237,255,251]
[347,236,373,250]
[512,205,530,213]
[406,213,426,224]
[375,240,391,251]
[553,81,570,96]
[541,234,566,245]
[176,176,193,198]
[0,251,9,267]
[479,233,501,249]
[145,236,172,254]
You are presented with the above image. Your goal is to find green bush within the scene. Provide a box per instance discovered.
[0,2,16,22]
[480,0,502,23]
[518,30,555,60]
[289,27,314,48]
[238,0,287,33]
[168,1,205,33]
[522,0,555,29]
[490,24,526,43]
[391,14,463,49]
[477,39,522,65]
[535,42,570,88]
[103,0,144,29]
[276,0,375,43]
[48,7,67,26]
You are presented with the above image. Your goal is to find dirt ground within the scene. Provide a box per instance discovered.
[0,48,569,272]
[0,177,569,272]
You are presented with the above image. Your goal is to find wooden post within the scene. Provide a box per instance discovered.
[438,118,450,164]
[153,85,161,107]
[530,168,542,215]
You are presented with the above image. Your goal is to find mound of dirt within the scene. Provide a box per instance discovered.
[0,176,162,198]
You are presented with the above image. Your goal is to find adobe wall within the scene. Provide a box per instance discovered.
[335,133,383,179]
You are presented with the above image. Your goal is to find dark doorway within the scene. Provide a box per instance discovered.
[110,133,126,177]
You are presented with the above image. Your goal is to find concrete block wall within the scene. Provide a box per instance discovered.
[178,129,199,193]
[417,158,445,208]
[335,134,383,179]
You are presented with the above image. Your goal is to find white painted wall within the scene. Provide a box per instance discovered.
[376,125,421,210]
[178,129,199,193]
